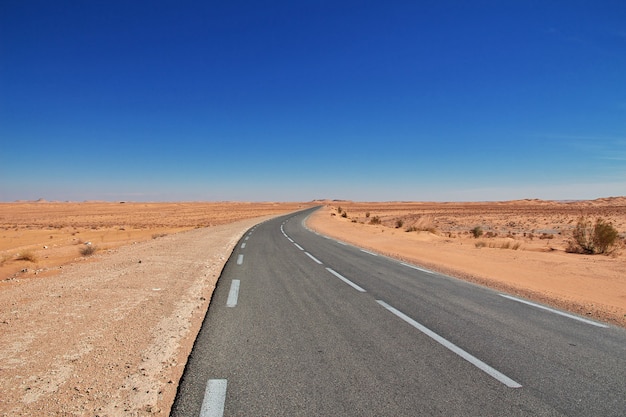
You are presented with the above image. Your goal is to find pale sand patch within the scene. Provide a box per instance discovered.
[0,215,275,416]
[307,204,626,327]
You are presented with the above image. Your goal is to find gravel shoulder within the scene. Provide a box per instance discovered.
[0,216,273,416]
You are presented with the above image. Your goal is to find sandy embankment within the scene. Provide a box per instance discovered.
[307,202,626,328]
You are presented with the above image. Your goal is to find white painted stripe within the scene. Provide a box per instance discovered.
[376,300,522,388]
[361,249,378,256]
[336,241,347,245]
[499,294,609,328]
[293,242,304,251]
[199,379,227,417]
[401,262,434,274]
[304,252,323,264]
[287,237,294,242]
[326,268,366,292]
[226,280,240,307]
[241,242,246,249]
[237,254,244,265]
[245,236,249,241]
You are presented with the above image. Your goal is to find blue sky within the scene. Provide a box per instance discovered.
[1,1,625,202]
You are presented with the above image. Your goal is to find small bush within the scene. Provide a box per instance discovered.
[395,219,404,228]
[567,217,619,254]
[475,241,487,248]
[405,226,417,232]
[80,245,98,256]
[341,211,347,218]
[337,206,342,214]
[369,216,381,225]
[365,212,370,218]
[471,226,483,238]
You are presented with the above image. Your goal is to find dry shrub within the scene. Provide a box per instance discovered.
[476,240,521,250]
[369,216,381,225]
[566,217,619,255]
[404,216,437,233]
[471,226,483,238]
[80,245,98,256]
[15,251,38,262]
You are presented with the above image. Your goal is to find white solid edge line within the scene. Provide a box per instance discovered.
[499,294,609,328]
[326,268,366,292]
[304,252,323,264]
[294,242,304,250]
[200,379,227,417]
[237,254,244,265]
[401,262,434,274]
[226,280,240,307]
[360,249,378,256]
[376,300,522,388]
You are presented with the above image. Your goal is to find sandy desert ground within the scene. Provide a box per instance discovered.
[0,202,308,416]
[307,198,626,327]
[0,198,624,415]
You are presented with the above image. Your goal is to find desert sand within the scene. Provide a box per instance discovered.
[0,202,308,416]
[1,199,624,415]
[307,198,626,327]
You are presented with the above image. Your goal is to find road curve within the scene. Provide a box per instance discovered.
[171,207,626,416]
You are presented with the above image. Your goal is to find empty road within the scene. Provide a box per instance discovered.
[171,207,626,416]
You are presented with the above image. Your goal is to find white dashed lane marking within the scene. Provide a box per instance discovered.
[500,294,608,328]
[200,379,227,417]
[377,300,522,389]
[304,252,323,264]
[226,280,240,307]
[326,268,366,292]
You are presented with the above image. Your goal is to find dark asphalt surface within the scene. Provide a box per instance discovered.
[171,207,626,416]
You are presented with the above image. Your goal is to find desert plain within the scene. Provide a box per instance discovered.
[0,198,625,415]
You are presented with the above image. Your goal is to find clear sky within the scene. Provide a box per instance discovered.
[1,1,625,202]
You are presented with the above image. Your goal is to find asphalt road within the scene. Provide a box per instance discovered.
[171,207,626,416]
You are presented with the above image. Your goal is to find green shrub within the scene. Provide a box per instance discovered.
[567,217,619,254]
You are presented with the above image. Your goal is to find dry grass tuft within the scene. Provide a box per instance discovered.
[15,251,38,262]
[80,245,99,256]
